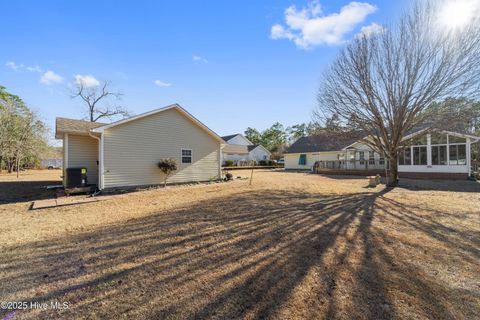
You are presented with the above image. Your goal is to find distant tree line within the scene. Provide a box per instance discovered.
[243,119,332,158]
[0,86,50,176]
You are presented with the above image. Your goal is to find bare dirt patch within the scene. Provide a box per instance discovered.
[1,169,479,319]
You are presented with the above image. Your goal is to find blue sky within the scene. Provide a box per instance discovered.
[0,0,408,142]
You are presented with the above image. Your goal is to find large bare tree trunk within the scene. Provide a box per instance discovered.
[388,158,399,187]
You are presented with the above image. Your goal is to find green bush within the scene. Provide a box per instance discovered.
[224,160,234,167]
[157,158,178,187]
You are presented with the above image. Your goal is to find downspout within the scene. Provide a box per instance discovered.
[219,143,224,180]
[64,133,69,187]
[88,131,103,190]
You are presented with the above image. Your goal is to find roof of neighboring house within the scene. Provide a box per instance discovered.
[222,144,249,154]
[246,145,272,155]
[55,118,106,139]
[247,145,258,152]
[285,131,365,153]
[221,134,241,142]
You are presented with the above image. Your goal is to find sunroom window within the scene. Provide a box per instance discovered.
[398,147,411,165]
[449,144,466,165]
[432,145,447,165]
[448,134,467,165]
[413,146,427,165]
[431,132,447,165]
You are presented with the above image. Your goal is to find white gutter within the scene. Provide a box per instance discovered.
[63,133,69,187]
[88,131,104,190]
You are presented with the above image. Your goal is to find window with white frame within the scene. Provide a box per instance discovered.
[379,154,385,165]
[413,146,427,165]
[398,147,411,165]
[181,149,192,164]
[402,135,427,165]
[448,135,466,165]
[359,151,365,165]
[368,151,375,165]
[431,132,447,165]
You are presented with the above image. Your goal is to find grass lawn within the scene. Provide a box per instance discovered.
[0,169,479,319]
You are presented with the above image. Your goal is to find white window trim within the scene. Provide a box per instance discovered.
[181,148,193,164]
[399,133,469,167]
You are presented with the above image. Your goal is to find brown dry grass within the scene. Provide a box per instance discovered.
[0,169,479,319]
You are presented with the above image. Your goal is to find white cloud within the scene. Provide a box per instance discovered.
[154,80,172,87]
[26,65,43,72]
[5,61,22,70]
[5,61,43,72]
[40,70,64,85]
[355,22,384,39]
[271,1,378,49]
[75,74,100,87]
[193,55,208,63]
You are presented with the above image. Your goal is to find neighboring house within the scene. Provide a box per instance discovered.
[221,134,271,165]
[284,129,480,179]
[55,104,224,190]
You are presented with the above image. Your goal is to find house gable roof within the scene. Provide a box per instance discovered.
[402,128,480,142]
[221,134,240,141]
[286,131,365,154]
[221,133,253,145]
[247,144,272,155]
[89,104,224,143]
[55,118,106,139]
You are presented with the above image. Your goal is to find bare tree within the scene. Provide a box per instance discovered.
[72,80,129,122]
[314,0,480,186]
[0,96,48,176]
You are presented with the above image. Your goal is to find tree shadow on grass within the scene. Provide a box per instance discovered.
[0,180,60,204]
[398,178,480,193]
[1,188,478,319]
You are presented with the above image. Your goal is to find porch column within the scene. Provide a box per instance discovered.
[467,137,471,176]
[427,134,432,166]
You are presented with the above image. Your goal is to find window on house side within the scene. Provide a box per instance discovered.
[359,151,365,165]
[379,155,385,165]
[368,151,375,165]
[182,149,192,164]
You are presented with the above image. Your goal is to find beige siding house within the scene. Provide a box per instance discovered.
[55,104,224,189]
[284,129,480,179]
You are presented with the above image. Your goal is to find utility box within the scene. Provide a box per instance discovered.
[66,167,87,188]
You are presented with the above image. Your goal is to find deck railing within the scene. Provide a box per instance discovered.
[313,160,388,171]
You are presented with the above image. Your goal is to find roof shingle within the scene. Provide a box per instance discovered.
[55,118,106,139]
[286,131,365,153]
[221,134,241,142]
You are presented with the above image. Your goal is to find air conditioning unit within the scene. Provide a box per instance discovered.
[66,167,87,188]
